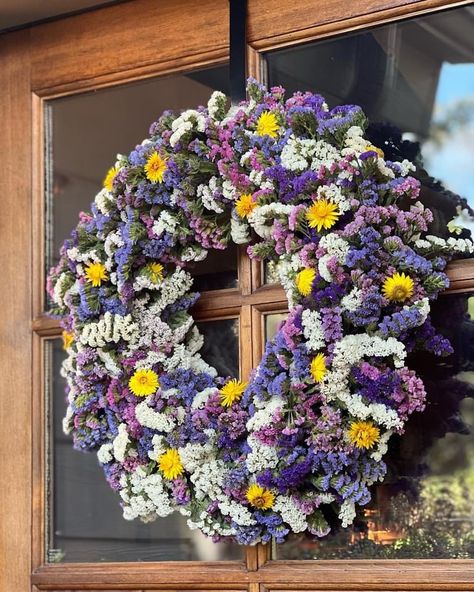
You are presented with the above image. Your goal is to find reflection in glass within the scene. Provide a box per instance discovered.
[265,313,288,342]
[274,294,474,559]
[266,5,474,237]
[197,318,240,378]
[190,244,238,292]
[46,335,241,562]
[45,66,233,306]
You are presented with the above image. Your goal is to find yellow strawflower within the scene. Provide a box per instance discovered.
[310,353,327,383]
[256,111,279,138]
[219,379,248,407]
[348,421,380,449]
[84,262,108,287]
[158,449,184,480]
[147,262,164,283]
[364,144,384,158]
[306,199,340,232]
[382,272,414,302]
[103,165,119,191]
[62,330,74,351]
[235,193,256,218]
[144,151,167,183]
[295,268,316,296]
[245,484,275,509]
[129,368,159,397]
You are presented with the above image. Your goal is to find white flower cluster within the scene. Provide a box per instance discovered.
[152,210,179,237]
[281,135,339,172]
[301,309,325,351]
[94,187,115,214]
[273,495,308,533]
[341,286,362,312]
[207,91,227,120]
[135,400,182,432]
[78,312,138,347]
[316,184,351,214]
[197,177,224,213]
[170,109,206,147]
[416,235,474,254]
[248,203,295,239]
[120,467,174,520]
[230,216,250,244]
[338,500,356,528]
[113,423,133,462]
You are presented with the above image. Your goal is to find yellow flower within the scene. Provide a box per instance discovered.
[295,268,316,296]
[310,353,327,383]
[147,262,164,283]
[364,144,384,158]
[219,379,248,407]
[306,199,340,232]
[144,151,167,183]
[235,193,256,218]
[62,330,74,350]
[103,165,119,191]
[348,421,380,449]
[158,449,184,480]
[246,484,275,509]
[382,272,414,302]
[129,368,159,397]
[256,111,279,138]
[84,262,108,287]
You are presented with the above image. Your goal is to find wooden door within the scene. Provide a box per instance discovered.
[0,0,473,590]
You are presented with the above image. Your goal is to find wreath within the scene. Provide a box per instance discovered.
[48,79,473,545]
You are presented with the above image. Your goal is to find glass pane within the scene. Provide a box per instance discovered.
[273,294,474,559]
[47,321,241,562]
[45,66,236,306]
[265,313,288,342]
[266,5,474,237]
[197,318,240,378]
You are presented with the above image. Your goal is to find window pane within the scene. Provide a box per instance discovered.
[197,318,240,378]
[45,66,236,308]
[46,323,241,562]
[273,294,474,559]
[266,5,474,237]
[265,313,288,342]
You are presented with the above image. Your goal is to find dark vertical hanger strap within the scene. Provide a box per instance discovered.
[229,0,247,105]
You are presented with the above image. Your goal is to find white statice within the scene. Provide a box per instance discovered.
[277,252,303,308]
[246,435,279,472]
[191,459,226,501]
[79,312,138,347]
[281,135,340,172]
[152,210,179,236]
[397,159,416,176]
[301,309,325,351]
[52,272,72,309]
[97,349,122,377]
[248,203,295,239]
[191,387,217,410]
[318,255,333,283]
[97,443,113,464]
[66,247,101,265]
[207,90,227,120]
[197,177,224,213]
[104,229,124,258]
[148,434,168,461]
[179,441,215,473]
[218,499,256,527]
[370,430,393,462]
[135,400,177,432]
[341,286,363,312]
[113,423,131,462]
[273,496,308,533]
[376,159,395,179]
[338,499,356,528]
[340,392,403,429]
[416,235,474,255]
[319,233,350,262]
[120,467,174,520]
[343,125,367,155]
[247,396,283,428]
[94,187,115,214]
[181,245,207,262]
[222,179,238,201]
[316,184,351,214]
[169,109,206,147]
[230,216,250,244]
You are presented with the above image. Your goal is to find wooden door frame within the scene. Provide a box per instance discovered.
[1,0,474,590]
